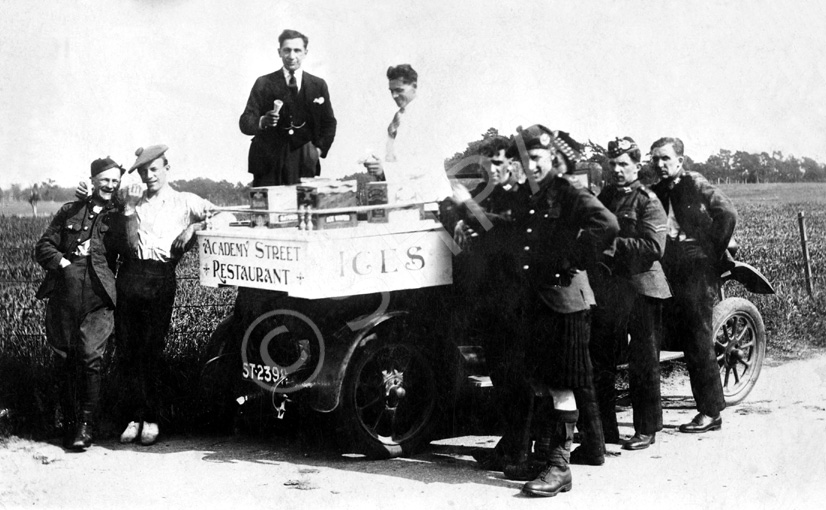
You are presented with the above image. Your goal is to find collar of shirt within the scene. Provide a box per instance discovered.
[282,67,304,91]
[141,183,174,205]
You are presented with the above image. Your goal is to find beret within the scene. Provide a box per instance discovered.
[506,124,553,158]
[506,126,583,163]
[607,136,638,159]
[129,144,169,173]
[90,156,124,177]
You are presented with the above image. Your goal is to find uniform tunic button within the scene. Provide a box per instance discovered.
[543,213,548,218]
[522,265,530,270]
[83,226,89,231]
[89,214,95,219]
[523,246,530,251]
[526,228,533,233]
[529,209,535,215]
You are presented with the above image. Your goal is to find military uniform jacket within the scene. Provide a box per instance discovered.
[34,199,121,306]
[239,70,337,177]
[598,181,671,299]
[651,170,737,262]
[516,174,619,314]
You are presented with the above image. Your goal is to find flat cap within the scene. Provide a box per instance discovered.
[129,144,169,173]
[90,156,124,177]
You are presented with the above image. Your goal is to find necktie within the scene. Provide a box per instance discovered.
[386,107,404,162]
[288,71,298,97]
[387,107,404,138]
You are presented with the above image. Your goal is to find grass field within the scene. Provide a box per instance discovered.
[0,200,65,217]
[1,183,825,437]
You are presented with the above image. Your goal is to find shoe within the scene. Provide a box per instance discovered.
[569,446,604,466]
[140,422,159,445]
[678,413,722,434]
[71,422,93,451]
[62,424,76,450]
[504,459,546,481]
[120,421,141,443]
[622,432,655,450]
[522,465,572,497]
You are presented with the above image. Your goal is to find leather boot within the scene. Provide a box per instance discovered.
[504,431,550,481]
[60,365,77,450]
[571,386,606,465]
[71,411,93,451]
[522,420,576,497]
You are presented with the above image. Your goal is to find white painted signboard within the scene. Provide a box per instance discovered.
[197,219,453,298]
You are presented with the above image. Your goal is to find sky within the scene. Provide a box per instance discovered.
[1,0,825,189]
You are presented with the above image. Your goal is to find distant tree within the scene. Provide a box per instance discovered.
[444,126,504,177]
[801,157,826,182]
[776,154,803,182]
[170,178,249,206]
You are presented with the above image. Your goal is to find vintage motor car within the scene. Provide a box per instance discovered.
[198,176,773,459]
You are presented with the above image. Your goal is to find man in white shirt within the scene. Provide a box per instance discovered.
[115,144,214,446]
[363,64,452,204]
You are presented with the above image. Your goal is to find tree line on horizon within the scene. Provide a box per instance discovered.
[2,130,824,206]
[445,127,826,185]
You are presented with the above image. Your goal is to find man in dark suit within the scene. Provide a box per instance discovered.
[650,137,737,434]
[240,29,337,186]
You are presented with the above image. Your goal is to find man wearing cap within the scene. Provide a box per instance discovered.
[362,64,453,204]
[587,137,671,453]
[240,29,337,186]
[650,137,737,434]
[451,136,536,471]
[35,157,125,451]
[504,126,618,497]
[114,144,215,445]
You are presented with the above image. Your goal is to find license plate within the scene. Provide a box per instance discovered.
[242,362,287,386]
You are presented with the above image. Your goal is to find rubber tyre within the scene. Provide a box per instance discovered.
[712,297,766,406]
[337,329,444,459]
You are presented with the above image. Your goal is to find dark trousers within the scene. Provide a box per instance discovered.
[45,258,113,421]
[115,259,177,423]
[591,277,664,435]
[487,321,534,460]
[250,139,320,187]
[663,258,726,417]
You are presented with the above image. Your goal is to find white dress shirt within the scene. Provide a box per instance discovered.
[379,92,453,204]
[282,67,304,92]
[132,186,213,262]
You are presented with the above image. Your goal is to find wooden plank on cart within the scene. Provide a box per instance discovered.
[196,219,453,298]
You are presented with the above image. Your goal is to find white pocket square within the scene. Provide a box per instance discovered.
[313,97,325,104]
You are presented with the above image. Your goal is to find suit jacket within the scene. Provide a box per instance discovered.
[34,199,121,306]
[239,69,337,182]
[651,170,737,264]
[598,180,671,299]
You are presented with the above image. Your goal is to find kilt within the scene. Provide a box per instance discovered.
[525,306,593,389]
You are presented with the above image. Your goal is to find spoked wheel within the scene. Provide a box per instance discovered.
[712,297,766,405]
[338,334,440,459]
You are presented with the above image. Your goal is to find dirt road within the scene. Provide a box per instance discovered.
[3,353,826,510]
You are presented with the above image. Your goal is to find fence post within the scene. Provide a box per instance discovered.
[798,211,814,297]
